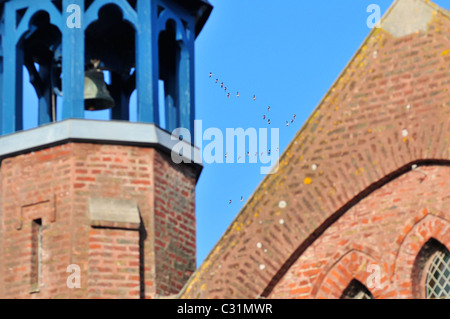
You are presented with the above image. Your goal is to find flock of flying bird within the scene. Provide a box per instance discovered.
[209,72,296,128]
[208,72,297,205]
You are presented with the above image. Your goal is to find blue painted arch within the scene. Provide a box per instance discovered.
[14,3,63,45]
[157,10,190,44]
[84,0,138,31]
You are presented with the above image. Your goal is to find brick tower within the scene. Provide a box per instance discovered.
[0,0,212,298]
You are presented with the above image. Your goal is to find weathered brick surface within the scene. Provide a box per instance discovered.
[1,145,73,299]
[181,6,450,299]
[269,165,450,299]
[0,143,199,298]
[88,228,140,298]
[153,152,197,296]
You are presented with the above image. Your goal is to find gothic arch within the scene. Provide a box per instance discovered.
[84,3,138,119]
[156,15,194,132]
[314,250,388,299]
[261,161,450,298]
[15,2,62,43]
[16,10,62,127]
[341,279,373,299]
[157,10,189,44]
[84,0,138,30]
[393,214,450,298]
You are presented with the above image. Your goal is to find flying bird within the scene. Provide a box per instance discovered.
[229,200,232,204]
[216,79,219,83]
[209,72,212,78]
[267,106,271,111]
[241,196,244,202]
[268,119,271,124]
[227,93,230,98]
[253,95,256,101]
[221,82,224,88]
[236,92,240,98]
[263,115,266,120]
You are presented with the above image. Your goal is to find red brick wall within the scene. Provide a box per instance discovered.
[269,165,450,299]
[0,142,199,298]
[88,228,140,298]
[69,143,155,299]
[153,152,197,296]
[1,145,72,298]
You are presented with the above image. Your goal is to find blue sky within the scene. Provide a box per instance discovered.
[20,0,450,267]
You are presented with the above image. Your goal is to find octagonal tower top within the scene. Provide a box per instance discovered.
[0,0,212,137]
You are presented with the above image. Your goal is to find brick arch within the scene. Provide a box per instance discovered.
[393,214,450,298]
[265,165,450,299]
[314,250,388,299]
[261,161,450,298]
[309,244,384,296]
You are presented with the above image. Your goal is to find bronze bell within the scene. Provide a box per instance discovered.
[84,68,115,111]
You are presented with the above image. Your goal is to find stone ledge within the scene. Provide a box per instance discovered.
[0,119,202,167]
[89,197,141,230]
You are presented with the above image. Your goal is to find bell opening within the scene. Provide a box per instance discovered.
[84,4,136,119]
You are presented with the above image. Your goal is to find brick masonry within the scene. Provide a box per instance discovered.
[269,165,450,299]
[0,143,199,298]
[180,5,450,299]
[88,228,140,298]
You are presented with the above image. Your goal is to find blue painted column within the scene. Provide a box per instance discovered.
[136,0,159,124]
[178,39,195,137]
[1,3,22,134]
[62,0,85,119]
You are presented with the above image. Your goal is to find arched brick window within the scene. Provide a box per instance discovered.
[413,238,450,299]
[425,247,450,299]
[340,279,373,299]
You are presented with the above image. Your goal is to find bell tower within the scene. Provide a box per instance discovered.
[0,0,211,133]
[0,0,211,299]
